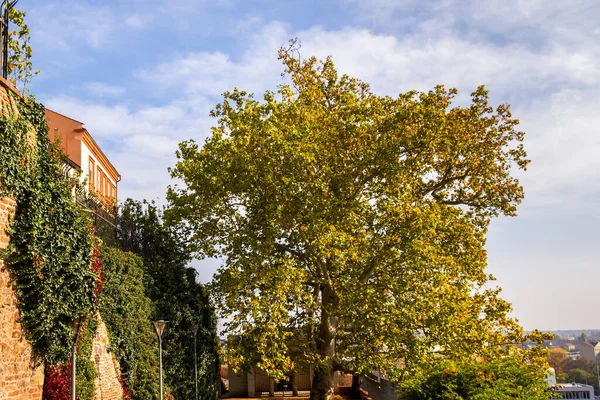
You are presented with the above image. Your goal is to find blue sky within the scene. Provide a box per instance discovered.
[20,0,600,331]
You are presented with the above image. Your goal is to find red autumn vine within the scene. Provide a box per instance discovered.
[43,364,72,400]
[120,374,132,400]
[91,238,104,300]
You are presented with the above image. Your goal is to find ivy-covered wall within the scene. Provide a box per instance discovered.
[0,79,98,365]
[0,196,44,400]
[99,247,159,400]
[0,77,99,399]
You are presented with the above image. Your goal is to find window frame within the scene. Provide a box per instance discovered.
[97,167,103,195]
[88,157,95,191]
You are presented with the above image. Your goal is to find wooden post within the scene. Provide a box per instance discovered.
[247,368,256,397]
[269,377,275,397]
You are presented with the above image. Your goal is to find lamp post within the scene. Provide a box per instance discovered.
[1,0,18,80]
[153,320,168,400]
[193,325,199,400]
[71,318,83,400]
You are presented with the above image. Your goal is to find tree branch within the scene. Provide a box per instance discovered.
[422,171,469,198]
[274,242,307,260]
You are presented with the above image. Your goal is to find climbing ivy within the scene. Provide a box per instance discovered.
[99,246,159,400]
[0,92,98,366]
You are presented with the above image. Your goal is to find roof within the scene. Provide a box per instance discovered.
[45,108,84,125]
[45,108,120,180]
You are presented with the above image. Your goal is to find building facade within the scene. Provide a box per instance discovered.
[563,341,600,362]
[549,383,594,399]
[45,109,120,211]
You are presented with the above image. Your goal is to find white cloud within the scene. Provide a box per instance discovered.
[137,22,289,97]
[84,82,125,97]
[28,1,117,51]
[346,0,600,41]
[135,20,600,213]
[124,13,152,29]
[515,89,600,210]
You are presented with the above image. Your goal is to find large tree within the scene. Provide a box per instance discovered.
[167,44,541,400]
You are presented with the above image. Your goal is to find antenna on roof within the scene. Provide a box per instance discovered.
[0,0,18,79]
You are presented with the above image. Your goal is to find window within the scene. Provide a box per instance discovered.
[88,157,95,191]
[100,172,105,196]
[110,184,116,200]
[105,175,109,198]
[97,167,102,194]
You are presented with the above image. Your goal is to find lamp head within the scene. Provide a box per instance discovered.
[153,320,168,338]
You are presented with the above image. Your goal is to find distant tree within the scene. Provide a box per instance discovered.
[557,358,599,392]
[401,351,551,400]
[547,348,568,375]
[564,368,595,386]
[118,199,219,400]
[167,42,544,400]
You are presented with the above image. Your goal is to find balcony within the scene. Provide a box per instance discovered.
[75,186,118,247]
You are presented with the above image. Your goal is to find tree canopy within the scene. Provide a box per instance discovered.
[167,43,545,400]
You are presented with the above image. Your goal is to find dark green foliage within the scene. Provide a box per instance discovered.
[100,246,159,400]
[0,94,97,366]
[118,199,219,400]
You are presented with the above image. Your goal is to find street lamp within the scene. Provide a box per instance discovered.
[1,0,19,79]
[193,325,199,400]
[71,318,83,400]
[153,320,168,400]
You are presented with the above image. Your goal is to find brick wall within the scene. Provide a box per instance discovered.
[91,315,123,400]
[0,197,44,400]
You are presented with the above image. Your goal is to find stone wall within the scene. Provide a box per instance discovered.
[91,316,123,400]
[0,196,44,400]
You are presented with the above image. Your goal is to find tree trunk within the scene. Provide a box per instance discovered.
[292,371,299,397]
[311,284,337,400]
[311,366,335,400]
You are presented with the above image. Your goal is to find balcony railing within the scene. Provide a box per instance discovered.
[75,186,118,247]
